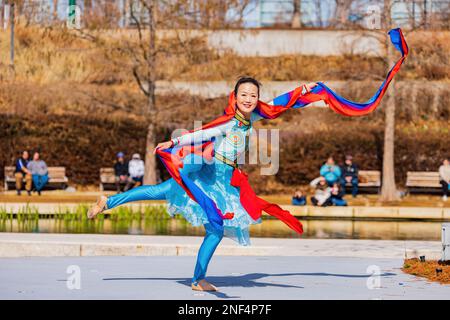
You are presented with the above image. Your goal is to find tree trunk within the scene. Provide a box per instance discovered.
[0,1,4,30]
[333,0,352,28]
[314,0,322,27]
[380,0,399,202]
[380,81,399,201]
[143,0,157,185]
[291,0,301,28]
[52,0,58,21]
[9,1,14,72]
[3,1,8,30]
[144,121,157,185]
[122,0,128,28]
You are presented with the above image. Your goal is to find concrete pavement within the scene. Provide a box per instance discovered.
[1,255,449,299]
[0,233,443,259]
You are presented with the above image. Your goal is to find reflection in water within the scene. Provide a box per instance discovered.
[0,217,443,241]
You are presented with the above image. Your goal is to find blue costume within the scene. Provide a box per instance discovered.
[105,110,262,284]
[103,29,408,287]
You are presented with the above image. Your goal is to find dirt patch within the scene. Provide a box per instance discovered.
[403,258,450,285]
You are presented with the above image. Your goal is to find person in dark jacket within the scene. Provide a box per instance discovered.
[14,150,32,196]
[330,182,347,206]
[340,154,359,197]
[114,152,129,193]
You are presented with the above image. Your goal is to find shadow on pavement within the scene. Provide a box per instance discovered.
[103,271,396,298]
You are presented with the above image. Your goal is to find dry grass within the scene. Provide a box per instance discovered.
[403,259,450,285]
[1,26,448,86]
[1,25,448,121]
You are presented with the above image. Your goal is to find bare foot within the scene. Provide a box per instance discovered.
[191,279,218,292]
[87,195,107,219]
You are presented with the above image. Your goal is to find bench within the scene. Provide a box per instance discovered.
[100,167,127,191]
[4,166,69,190]
[406,171,441,194]
[344,170,381,193]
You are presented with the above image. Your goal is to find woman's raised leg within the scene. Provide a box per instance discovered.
[87,179,172,218]
[106,179,171,209]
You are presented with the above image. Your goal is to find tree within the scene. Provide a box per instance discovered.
[52,0,58,21]
[1,1,4,29]
[332,0,353,29]
[291,0,301,28]
[131,0,157,185]
[72,0,252,185]
[380,0,400,201]
[9,0,14,74]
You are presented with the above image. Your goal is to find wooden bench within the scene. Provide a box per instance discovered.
[344,170,381,193]
[100,167,127,191]
[406,171,441,194]
[4,166,69,190]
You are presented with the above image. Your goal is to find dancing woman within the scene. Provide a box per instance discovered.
[87,29,408,292]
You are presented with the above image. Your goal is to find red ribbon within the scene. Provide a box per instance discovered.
[230,168,303,234]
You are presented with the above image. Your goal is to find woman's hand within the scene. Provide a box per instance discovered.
[153,141,173,154]
[305,82,318,91]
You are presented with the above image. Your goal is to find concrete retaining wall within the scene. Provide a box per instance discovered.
[2,202,449,221]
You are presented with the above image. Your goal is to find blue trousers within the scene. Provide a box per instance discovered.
[331,197,348,206]
[341,177,359,197]
[291,197,306,206]
[32,174,48,192]
[105,156,224,284]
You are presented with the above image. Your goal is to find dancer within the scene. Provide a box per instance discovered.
[88,29,408,292]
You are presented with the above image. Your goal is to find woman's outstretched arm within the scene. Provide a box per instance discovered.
[170,121,232,147]
[153,120,233,153]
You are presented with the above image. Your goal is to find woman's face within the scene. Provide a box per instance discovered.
[236,83,259,115]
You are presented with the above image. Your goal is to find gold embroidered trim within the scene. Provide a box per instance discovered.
[214,152,238,169]
[234,109,250,126]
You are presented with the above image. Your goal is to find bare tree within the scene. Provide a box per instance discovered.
[9,0,14,73]
[332,0,354,29]
[380,0,400,201]
[313,0,323,27]
[0,1,4,29]
[71,0,251,185]
[291,0,301,28]
[140,0,157,185]
[52,0,58,22]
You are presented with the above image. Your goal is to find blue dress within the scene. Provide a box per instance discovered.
[165,110,263,245]
[106,110,264,246]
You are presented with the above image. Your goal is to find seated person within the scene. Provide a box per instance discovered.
[340,154,359,198]
[330,182,347,206]
[114,152,128,193]
[125,153,145,191]
[320,156,342,186]
[292,189,307,206]
[27,151,48,196]
[310,176,332,207]
[439,158,450,201]
[14,150,32,196]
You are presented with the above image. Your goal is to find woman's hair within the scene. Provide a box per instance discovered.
[234,76,261,97]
